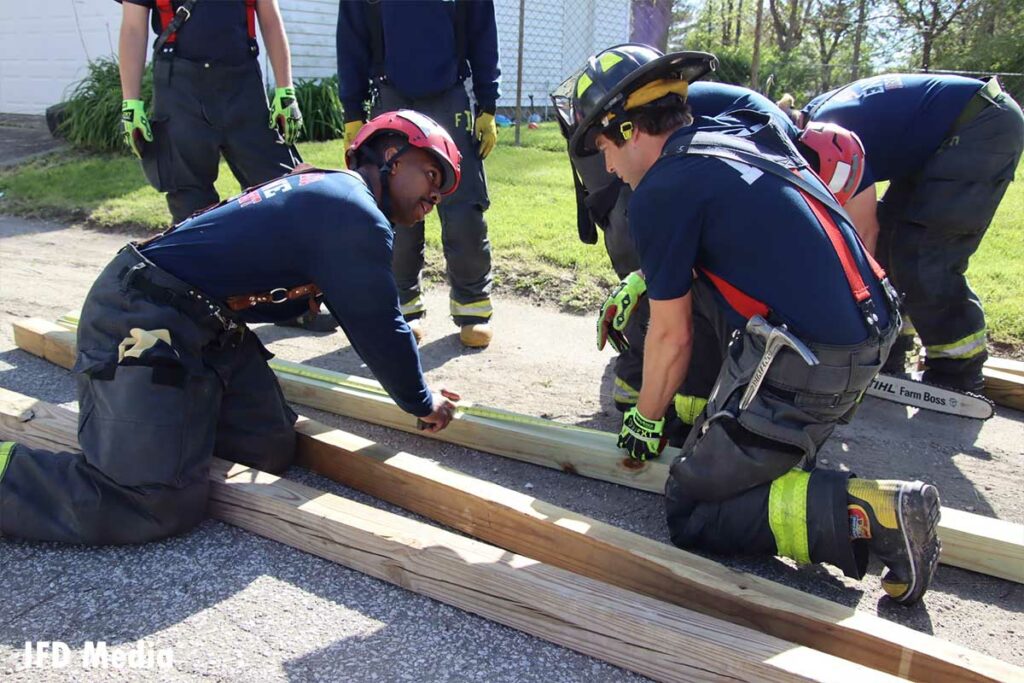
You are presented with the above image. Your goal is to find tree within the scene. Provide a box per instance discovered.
[768,0,817,53]
[632,0,675,51]
[809,0,855,89]
[891,0,972,70]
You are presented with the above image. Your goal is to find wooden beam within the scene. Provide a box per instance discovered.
[0,388,898,683]
[983,367,1024,412]
[294,418,1022,682]
[21,317,1024,585]
[985,357,1024,378]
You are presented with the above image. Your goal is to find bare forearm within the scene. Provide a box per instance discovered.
[637,328,691,420]
[845,186,880,255]
[118,7,150,99]
[257,0,293,87]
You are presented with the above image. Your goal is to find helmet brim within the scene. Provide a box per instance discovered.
[569,51,718,157]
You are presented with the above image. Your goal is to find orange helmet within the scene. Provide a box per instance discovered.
[798,121,865,205]
[346,110,462,195]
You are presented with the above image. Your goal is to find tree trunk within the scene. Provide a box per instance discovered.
[752,0,765,88]
[736,0,745,43]
[851,0,867,80]
[630,0,674,51]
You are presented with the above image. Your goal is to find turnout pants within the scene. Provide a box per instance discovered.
[665,279,897,578]
[142,57,299,225]
[0,247,297,544]
[373,82,493,326]
[877,86,1024,379]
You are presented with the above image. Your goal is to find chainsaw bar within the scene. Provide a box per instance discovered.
[866,373,994,420]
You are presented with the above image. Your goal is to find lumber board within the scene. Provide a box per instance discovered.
[985,357,1024,378]
[0,389,895,683]
[983,367,1024,412]
[294,418,1022,683]
[23,317,1024,585]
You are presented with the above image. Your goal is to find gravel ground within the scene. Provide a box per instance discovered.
[0,215,1021,681]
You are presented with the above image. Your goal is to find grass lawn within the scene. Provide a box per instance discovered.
[1,122,1022,349]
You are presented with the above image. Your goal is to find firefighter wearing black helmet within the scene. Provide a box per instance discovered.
[569,44,941,604]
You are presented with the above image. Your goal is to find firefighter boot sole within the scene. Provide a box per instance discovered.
[881,482,942,605]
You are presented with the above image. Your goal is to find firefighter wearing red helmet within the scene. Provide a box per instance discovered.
[799,74,1024,391]
[0,110,460,546]
[568,44,942,605]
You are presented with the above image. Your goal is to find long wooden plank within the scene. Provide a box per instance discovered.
[0,389,896,683]
[9,319,1021,681]
[983,367,1024,412]
[294,418,1021,683]
[985,357,1024,378]
[25,317,1024,585]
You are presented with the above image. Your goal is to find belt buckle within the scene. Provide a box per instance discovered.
[269,288,289,304]
[175,5,191,21]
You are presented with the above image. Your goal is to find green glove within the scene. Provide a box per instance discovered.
[596,271,646,352]
[121,99,152,158]
[617,406,666,461]
[474,112,497,159]
[270,86,303,144]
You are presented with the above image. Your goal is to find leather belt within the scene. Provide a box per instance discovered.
[225,283,322,313]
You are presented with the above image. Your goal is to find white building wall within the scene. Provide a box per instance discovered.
[0,0,628,115]
[0,0,122,114]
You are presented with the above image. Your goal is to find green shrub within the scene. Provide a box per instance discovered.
[293,76,345,142]
[60,57,152,154]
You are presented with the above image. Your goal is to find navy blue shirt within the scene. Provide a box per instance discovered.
[118,0,257,64]
[337,0,501,117]
[140,171,433,417]
[632,118,890,345]
[803,74,982,192]
[689,82,800,140]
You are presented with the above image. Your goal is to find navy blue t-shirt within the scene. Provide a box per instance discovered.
[140,171,433,417]
[337,0,501,116]
[632,118,890,345]
[118,0,256,65]
[803,74,982,192]
[688,82,800,140]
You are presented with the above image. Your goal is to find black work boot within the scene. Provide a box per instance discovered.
[881,334,916,375]
[275,308,339,333]
[847,479,941,605]
[921,368,985,394]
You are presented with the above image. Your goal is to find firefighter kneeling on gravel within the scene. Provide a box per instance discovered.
[570,45,942,603]
[0,110,459,545]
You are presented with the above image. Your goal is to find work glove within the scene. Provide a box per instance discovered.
[121,99,152,158]
[474,112,497,159]
[344,120,364,143]
[617,406,666,462]
[270,86,303,144]
[596,271,646,352]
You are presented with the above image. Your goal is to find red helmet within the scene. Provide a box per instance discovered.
[798,121,865,205]
[345,110,462,195]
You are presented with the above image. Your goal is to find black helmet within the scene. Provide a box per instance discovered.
[569,44,717,157]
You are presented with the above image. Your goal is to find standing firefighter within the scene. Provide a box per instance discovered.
[570,45,941,603]
[800,74,1024,389]
[553,72,866,442]
[0,111,458,545]
[118,0,303,224]
[337,0,500,348]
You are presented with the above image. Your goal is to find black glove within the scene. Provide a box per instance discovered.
[617,407,666,461]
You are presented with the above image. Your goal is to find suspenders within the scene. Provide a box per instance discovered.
[152,0,258,58]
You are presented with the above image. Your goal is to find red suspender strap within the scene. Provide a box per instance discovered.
[155,0,177,44]
[245,0,257,41]
[699,268,771,320]
[797,189,872,303]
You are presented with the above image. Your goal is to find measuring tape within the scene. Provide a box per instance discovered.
[58,313,603,436]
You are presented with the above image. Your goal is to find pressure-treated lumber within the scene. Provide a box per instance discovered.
[985,357,1024,378]
[294,418,1022,683]
[983,367,1024,412]
[0,389,897,683]
[24,317,1024,585]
